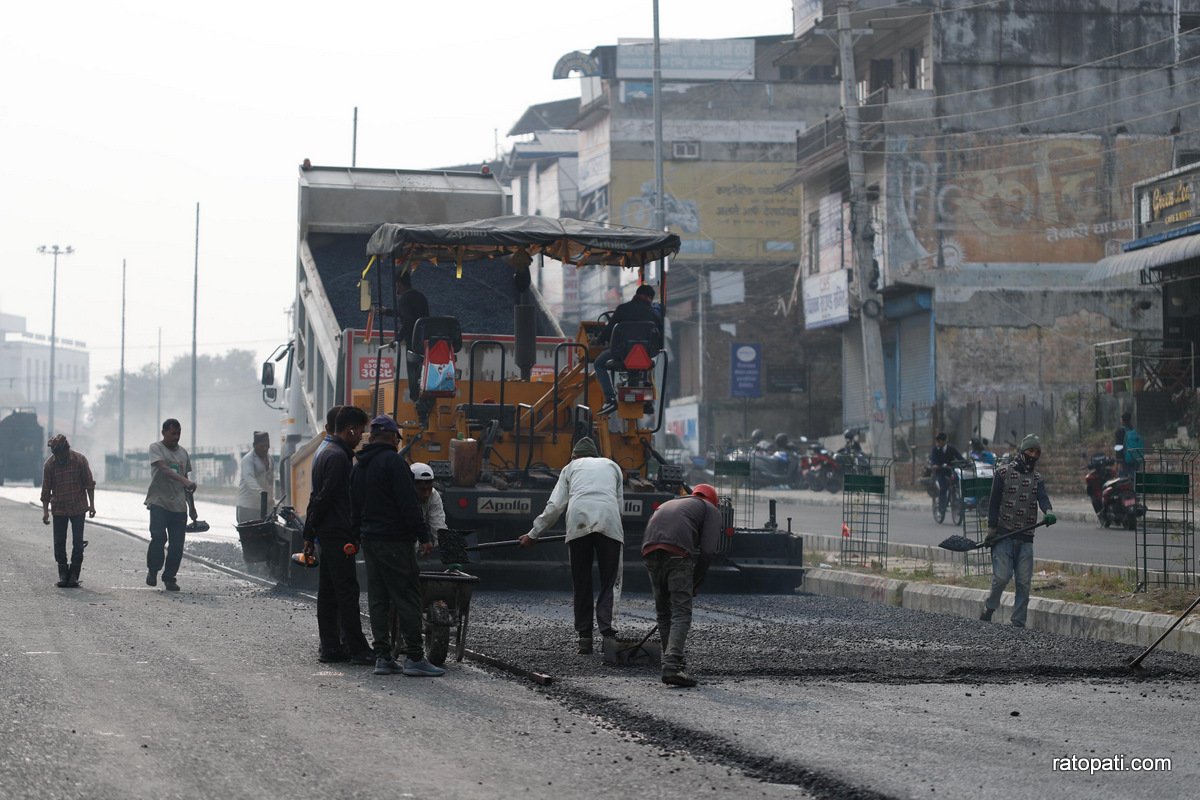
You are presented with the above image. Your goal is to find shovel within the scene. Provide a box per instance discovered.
[602,624,662,667]
[465,534,566,551]
[1129,592,1200,670]
[938,519,1048,552]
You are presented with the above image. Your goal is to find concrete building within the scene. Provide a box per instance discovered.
[552,34,842,455]
[785,0,1200,448]
[0,312,90,436]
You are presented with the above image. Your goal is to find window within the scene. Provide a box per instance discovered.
[672,141,701,160]
[1181,14,1200,34]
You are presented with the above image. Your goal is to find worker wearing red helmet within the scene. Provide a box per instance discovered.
[640,483,725,687]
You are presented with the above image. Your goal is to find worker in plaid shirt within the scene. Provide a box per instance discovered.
[40,434,96,588]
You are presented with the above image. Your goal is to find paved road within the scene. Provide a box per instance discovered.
[4,496,1199,799]
[0,483,1136,568]
[746,489,1138,568]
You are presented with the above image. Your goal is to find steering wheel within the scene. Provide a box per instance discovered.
[596,311,613,325]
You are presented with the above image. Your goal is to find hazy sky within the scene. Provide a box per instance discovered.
[0,0,793,401]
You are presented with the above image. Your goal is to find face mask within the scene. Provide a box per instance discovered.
[1019,450,1040,469]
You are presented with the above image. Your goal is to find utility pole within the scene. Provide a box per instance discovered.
[37,244,73,437]
[352,107,358,167]
[156,327,162,431]
[836,0,892,460]
[652,0,665,236]
[191,202,199,455]
[119,258,127,460]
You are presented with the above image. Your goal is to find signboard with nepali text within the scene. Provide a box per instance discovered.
[730,343,762,398]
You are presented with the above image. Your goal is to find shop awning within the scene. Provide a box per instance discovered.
[1087,234,1200,285]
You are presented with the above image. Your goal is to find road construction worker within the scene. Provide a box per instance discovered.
[40,434,96,588]
[520,437,624,654]
[641,483,724,687]
[981,433,1056,628]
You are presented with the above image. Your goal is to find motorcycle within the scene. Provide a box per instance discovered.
[746,435,804,489]
[830,428,871,492]
[1094,448,1145,530]
[804,440,839,493]
[1084,453,1116,515]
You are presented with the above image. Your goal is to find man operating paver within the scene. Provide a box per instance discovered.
[641,483,724,687]
[982,433,1056,627]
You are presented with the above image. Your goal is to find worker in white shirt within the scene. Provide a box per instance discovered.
[520,437,624,654]
[410,462,447,549]
[236,431,274,523]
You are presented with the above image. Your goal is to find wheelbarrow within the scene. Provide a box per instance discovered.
[389,568,480,667]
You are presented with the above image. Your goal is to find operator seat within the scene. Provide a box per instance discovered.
[606,321,661,391]
[410,316,463,398]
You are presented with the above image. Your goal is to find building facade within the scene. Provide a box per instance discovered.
[0,312,90,436]
[787,0,1200,447]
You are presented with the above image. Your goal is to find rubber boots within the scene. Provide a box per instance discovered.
[66,557,83,588]
[56,563,70,588]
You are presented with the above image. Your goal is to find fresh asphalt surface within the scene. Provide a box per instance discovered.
[2,488,1198,799]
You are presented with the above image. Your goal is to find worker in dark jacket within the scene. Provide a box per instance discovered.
[641,483,724,687]
[350,415,444,678]
[981,433,1056,628]
[594,284,664,416]
[928,432,963,518]
[303,405,372,664]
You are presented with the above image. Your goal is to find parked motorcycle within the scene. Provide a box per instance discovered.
[804,440,839,493]
[746,433,805,489]
[830,428,871,492]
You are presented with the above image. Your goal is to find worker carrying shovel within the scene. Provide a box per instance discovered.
[640,483,724,687]
[981,434,1056,628]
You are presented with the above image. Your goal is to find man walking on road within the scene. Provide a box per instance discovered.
[350,416,444,677]
[520,437,625,654]
[981,434,1056,628]
[40,434,96,588]
[928,432,962,519]
[145,419,198,592]
[641,483,724,687]
[302,405,373,665]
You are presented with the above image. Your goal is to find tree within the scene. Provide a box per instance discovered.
[87,349,282,455]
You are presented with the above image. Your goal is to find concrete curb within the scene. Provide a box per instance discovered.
[802,567,1200,657]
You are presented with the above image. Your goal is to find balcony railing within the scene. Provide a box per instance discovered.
[796,87,889,167]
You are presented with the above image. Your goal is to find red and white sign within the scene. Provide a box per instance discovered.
[358,356,395,381]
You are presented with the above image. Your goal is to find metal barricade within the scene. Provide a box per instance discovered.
[840,457,892,570]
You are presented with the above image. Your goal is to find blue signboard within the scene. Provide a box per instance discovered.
[730,342,761,398]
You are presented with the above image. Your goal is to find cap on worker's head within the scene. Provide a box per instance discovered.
[935,431,947,442]
[1020,433,1042,453]
[410,462,435,481]
[635,284,655,300]
[692,483,719,506]
[1122,411,1132,423]
[47,434,69,452]
[370,414,400,434]
[572,437,599,457]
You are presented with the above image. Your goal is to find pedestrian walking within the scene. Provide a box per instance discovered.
[981,434,1057,628]
[236,431,274,523]
[519,436,625,654]
[144,419,198,592]
[641,483,724,687]
[350,416,444,677]
[40,434,96,588]
[301,405,373,665]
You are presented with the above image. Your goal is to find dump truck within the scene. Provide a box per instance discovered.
[0,408,44,486]
[260,164,803,592]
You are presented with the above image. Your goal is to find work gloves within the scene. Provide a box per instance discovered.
[983,528,999,547]
[1044,512,1057,526]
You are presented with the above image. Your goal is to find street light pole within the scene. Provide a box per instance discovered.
[37,244,73,437]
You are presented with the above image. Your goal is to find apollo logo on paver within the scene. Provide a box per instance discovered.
[478,497,532,514]
[622,499,643,517]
